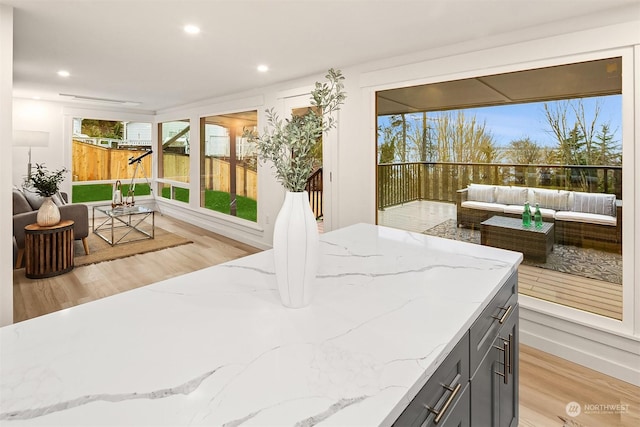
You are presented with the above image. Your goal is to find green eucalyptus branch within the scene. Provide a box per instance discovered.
[27,163,68,197]
[245,68,346,192]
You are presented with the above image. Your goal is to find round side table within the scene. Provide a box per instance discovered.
[24,220,75,279]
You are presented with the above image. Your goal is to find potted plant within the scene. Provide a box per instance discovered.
[247,68,346,308]
[27,163,68,226]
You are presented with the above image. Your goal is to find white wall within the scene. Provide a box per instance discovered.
[1,4,14,327]
[12,100,66,187]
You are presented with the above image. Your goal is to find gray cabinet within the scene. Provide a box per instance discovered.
[470,305,519,427]
[393,332,470,426]
[469,270,518,427]
[393,271,519,427]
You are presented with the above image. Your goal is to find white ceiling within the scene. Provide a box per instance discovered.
[5,0,640,113]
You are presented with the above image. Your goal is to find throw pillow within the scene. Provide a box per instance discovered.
[23,189,46,210]
[496,186,528,206]
[533,189,569,210]
[52,192,66,207]
[467,184,496,203]
[572,192,616,216]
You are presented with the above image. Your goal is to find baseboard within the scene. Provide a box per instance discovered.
[519,304,640,387]
[155,200,270,250]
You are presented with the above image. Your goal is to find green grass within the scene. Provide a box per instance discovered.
[72,183,150,203]
[73,184,256,222]
[159,188,256,222]
[204,191,257,222]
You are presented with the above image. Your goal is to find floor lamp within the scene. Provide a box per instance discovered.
[13,130,50,180]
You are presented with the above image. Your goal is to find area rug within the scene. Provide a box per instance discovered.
[423,219,622,285]
[73,227,192,267]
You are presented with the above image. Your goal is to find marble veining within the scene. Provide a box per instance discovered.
[0,367,224,421]
[0,223,522,426]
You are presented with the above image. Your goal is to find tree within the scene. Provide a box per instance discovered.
[594,123,621,165]
[431,111,499,163]
[377,110,499,164]
[389,114,408,162]
[377,125,397,164]
[542,99,621,191]
[543,98,619,167]
[504,137,542,164]
[81,119,123,139]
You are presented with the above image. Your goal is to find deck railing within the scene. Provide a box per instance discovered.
[305,167,323,219]
[377,161,622,210]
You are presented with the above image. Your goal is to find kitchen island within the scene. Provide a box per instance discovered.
[0,223,522,426]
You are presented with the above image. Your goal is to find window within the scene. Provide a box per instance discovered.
[71,118,152,203]
[376,57,623,320]
[158,120,190,203]
[200,111,257,221]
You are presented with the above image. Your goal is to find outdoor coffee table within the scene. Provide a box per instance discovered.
[480,215,554,262]
[93,205,155,246]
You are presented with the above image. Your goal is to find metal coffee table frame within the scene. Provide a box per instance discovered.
[93,205,155,246]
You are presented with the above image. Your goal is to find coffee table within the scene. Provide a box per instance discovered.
[480,216,554,262]
[93,205,155,246]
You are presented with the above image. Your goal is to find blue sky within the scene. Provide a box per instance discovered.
[379,94,622,149]
[463,95,622,147]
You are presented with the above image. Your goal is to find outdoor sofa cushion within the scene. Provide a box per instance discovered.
[555,210,617,226]
[460,200,507,212]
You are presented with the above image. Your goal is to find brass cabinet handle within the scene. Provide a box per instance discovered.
[508,333,513,374]
[494,340,509,384]
[424,382,462,424]
[492,305,512,324]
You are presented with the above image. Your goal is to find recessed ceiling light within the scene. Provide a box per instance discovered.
[257,64,269,72]
[184,24,200,35]
[32,96,41,100]
[57,70,70,77]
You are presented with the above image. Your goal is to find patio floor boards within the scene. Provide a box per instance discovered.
[519,264,622,320]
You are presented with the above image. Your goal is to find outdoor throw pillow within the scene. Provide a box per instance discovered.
[467,184,496,203]
[533,189,569,210]
[496,186,528,206]
[572,192,616,216]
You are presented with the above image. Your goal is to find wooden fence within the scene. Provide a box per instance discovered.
[378,161,622,209]
[72,140,153,181]
[201,156,257,200]
[73,141,257,199]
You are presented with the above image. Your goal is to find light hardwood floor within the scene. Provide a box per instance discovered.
[13,214,261,322]
[12,214,639,426]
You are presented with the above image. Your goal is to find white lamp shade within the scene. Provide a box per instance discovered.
[13,130,49,147]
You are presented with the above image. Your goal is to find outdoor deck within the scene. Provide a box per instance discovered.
[378,200,623,320]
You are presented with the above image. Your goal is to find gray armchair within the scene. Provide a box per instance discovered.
[13,189,89,269]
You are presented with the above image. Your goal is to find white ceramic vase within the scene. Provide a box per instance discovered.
[272,191,319,308]
[37,197,61,227]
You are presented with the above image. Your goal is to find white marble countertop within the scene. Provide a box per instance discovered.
[0,223,522,426]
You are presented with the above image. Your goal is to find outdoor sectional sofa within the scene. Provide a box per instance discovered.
[456,184,622,253]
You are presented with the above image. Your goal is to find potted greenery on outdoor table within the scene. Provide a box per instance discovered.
[246,68,346,308]
[27,163,68,226]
